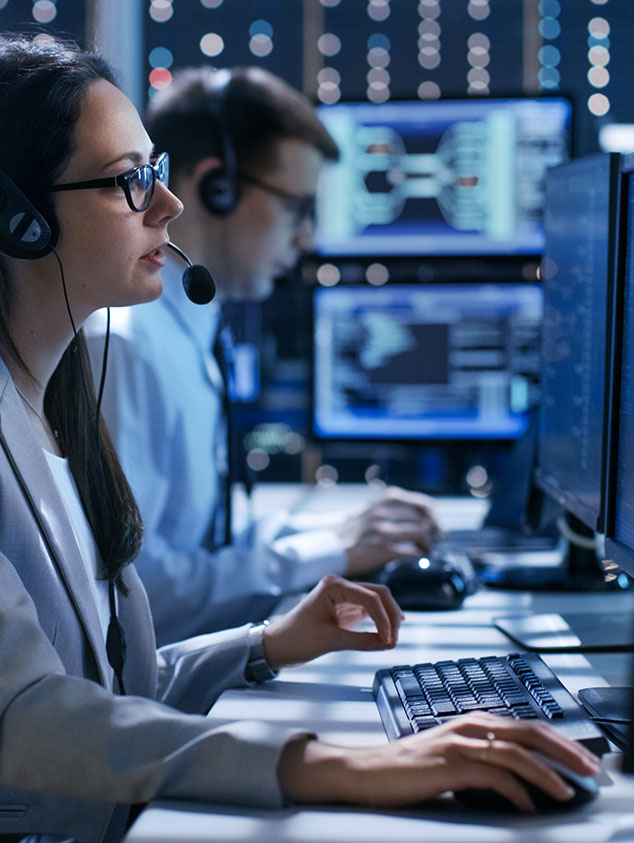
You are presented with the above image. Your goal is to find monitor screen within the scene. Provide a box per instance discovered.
[605,156,634,579]
[534,154,620,532]
[315,97,571,257]
[312,282,542,441]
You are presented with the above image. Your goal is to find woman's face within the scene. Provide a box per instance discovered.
[51,78,183,319]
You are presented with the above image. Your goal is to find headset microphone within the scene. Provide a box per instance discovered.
[166,241,216,304]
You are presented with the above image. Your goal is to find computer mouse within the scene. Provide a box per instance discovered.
[380,554,471,611]
[454,750,599,813]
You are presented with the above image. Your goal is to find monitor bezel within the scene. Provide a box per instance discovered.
[603,152,634,570]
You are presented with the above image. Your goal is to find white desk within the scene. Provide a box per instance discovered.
[125,588,634,843]
[124,487,634,843]
[242,482,491,530]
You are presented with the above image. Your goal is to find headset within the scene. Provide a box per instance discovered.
[0,167,56,259]
[198,68,240,217]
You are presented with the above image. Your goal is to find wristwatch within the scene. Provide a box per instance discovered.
[244,620,278,683]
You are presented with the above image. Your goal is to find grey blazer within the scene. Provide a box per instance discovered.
[0,359,305,843]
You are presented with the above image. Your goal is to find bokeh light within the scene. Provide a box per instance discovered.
[318,33,342,57]
[588,66,610,88]
[149,47,174,69]
[316,264,341,286]
[468,0,490,22]
[588,92,610,116]
[249,34,273,58]
[418,80,441,99]
[149,0,174,24]
[32,0,56,24]
[588,44,610,67]
[366,263,389,286]
[368,46,390,68]
[418,0,440,20]
[368,0,391,22]
[200,32,224,57]
[149,67,172,90]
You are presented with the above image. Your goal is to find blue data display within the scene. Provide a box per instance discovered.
[316,98,571,257]
[535,155,615,528]
[313,283,543,440]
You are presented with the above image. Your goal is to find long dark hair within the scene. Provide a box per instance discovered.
[0,34,142,589]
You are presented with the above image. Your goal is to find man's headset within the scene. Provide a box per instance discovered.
[198,69,240,217]
[0,168,57,260]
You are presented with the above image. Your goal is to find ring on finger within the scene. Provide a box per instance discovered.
[479,730,496,763]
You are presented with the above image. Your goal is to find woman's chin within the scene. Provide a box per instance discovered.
[126,277,164,307]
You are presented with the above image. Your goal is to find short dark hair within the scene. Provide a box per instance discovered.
[145,65,339,182]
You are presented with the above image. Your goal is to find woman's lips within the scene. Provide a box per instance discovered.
[140,246,166,268]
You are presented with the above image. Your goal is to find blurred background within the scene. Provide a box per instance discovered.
[2,0,632,498]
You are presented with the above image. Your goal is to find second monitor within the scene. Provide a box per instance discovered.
[313,281,542,441]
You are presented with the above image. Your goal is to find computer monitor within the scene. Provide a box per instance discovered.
[575,153,634,757]
[315,97,572,257]
[533,153,622,534]
[604,154,634,581]
[312,282,543,441]
[494,154,633,652]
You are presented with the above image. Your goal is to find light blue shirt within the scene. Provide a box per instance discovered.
[85,257,345,645]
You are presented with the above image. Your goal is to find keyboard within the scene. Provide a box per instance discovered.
[441,527,559,553]
[373,652,610,756]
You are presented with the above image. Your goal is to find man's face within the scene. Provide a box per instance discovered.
[217,137,324,301]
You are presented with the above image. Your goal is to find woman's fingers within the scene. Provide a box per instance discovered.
[324,578,396,646]
[428,715,601,811]
[450,714,600,775]
[450,754,539,812]
[457,737,574,809]
[357,581,405,626]
[264,575,406,668]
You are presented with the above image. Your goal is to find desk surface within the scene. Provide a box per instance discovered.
[125,488,634,843]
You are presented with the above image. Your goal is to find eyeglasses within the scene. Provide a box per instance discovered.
[49,152,170,213]
[237,171,316,227]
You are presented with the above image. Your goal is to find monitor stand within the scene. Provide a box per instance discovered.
[493,524,634,657]
[478,513,634,592]
[490,513,634,653]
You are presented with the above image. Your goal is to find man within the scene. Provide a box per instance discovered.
[86,66,438,645]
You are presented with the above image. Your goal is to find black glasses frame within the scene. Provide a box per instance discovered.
[237,170,315,225]
[49,152,169,213]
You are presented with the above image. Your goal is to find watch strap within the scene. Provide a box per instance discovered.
[244,620,278,683]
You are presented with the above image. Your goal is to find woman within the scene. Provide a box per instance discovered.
[0,34,599,843]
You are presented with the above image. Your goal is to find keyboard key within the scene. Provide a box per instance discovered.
[430,698,458,716]
[394,673,423,700]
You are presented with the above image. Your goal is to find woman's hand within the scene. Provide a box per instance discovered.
[262,574,404,670]
[277,713,601,812]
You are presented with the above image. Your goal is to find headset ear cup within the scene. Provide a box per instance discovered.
[199,167,238,216]
[0,169,55,259]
